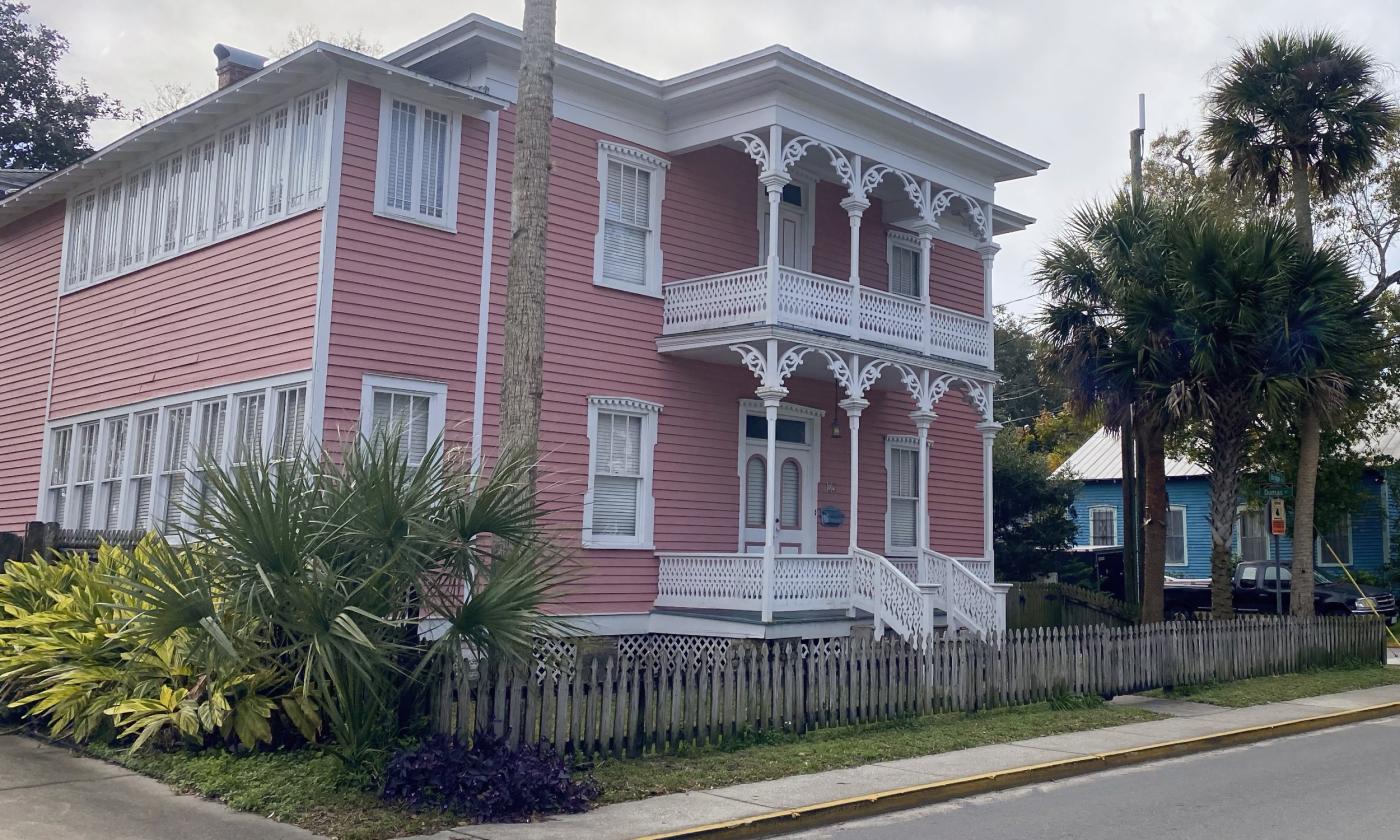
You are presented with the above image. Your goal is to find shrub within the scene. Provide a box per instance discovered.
[381,732,598,822]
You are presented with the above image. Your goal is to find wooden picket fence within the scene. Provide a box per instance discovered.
[434,616,1383,758]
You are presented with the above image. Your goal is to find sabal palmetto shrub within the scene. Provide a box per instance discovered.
[1,430,568,766]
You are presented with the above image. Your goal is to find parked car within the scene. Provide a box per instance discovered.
[1163,561,1398,623]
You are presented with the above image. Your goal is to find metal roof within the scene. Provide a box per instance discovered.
[0,169,49,198]
[1053,428,1207,481]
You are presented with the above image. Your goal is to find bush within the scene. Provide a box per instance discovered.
[381,732,598,822]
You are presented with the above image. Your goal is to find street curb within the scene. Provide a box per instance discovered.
[634,700,1400,840]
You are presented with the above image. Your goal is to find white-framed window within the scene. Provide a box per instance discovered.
[1089,505,1117,547]
[39,374,310,533]
[885,436,921,555]
[59,86,333,293]
[359,374,448,464]
[583,396,661,549]
[373,94,461,231]
[1166,505,1188,567]
[1235,506,1268,564]
[887,231,922,299]
[1317,515,1353,566]
[592,141,668,296]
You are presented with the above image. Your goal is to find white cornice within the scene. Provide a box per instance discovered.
[599,140,671,170]
[589,395,663,414]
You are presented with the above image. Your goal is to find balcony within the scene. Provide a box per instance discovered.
[661,265,994,368]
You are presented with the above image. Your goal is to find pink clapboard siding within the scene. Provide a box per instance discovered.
[931,240,985,316]
[474,114,987,615]
[48,211,322,419]
[320,81,490,451]
[0,204,64,532]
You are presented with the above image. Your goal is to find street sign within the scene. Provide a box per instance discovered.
[1268,472,1286,485]
[1262,486,1293,498]
[1270,498,1287,536]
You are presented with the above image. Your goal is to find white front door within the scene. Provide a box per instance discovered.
[760,182,812,271]
[739,408,818,554]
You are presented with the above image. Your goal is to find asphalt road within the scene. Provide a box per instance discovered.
[783,715,1399,840]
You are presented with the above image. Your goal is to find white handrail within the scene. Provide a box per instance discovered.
[924,548,1002,638]
[853,548,929,644]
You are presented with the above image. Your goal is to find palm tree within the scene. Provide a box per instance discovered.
[499,0,558,473]
[1038,193,1183,623]
[1202,31,1399,614]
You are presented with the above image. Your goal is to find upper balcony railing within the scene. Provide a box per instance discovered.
[661,265,994,368]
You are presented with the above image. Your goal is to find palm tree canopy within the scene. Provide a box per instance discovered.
[1203,30,1399,203]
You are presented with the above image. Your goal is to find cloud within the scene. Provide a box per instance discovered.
[33,0,1400,317]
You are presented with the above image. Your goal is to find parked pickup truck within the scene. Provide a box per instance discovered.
[1163,561,1398,623]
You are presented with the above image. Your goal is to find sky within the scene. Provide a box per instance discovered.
[31,0,1400,317]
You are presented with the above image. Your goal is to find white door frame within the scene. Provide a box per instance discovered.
[737,399,823,554]
[756,176,816,272]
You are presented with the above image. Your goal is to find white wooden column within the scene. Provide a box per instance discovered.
[912,409,936,583]
[840,196,870,334]
[761,125,789,325]
[756,341,787,622]
[840,394,869,553]
[977,241,1000,322]
[914,222,936,355]
[977,419,1002,563]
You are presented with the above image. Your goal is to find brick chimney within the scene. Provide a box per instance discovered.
[214,44,267,89]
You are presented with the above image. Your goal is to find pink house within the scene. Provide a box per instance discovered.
[0,16,1046,642]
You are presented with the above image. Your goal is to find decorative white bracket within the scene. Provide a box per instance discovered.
[731,342,814,391]
[892,364,995,422]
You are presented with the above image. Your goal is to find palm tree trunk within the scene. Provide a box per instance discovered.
[1290,157,1319,617]
[1208,404,1249,618]
[1291,409,1320,615]
[1139,422,1167,624]
[498,0,557,473]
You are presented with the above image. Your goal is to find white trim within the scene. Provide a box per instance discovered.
[735,399,822,554]
[755,175,816,272]
[592,140,668,296]
[884,434,920,557]
[372,92,463,232]
[1166,504,1188,567]
[57,83,337,296]
[469,111,501,470]
[307,77,351,448]
[885,230,922,299]
[582,395,662,549]
[36,371,311,529]
[358,374,449,458]
[1316,513,1354,567]
[1087,504,1117,547]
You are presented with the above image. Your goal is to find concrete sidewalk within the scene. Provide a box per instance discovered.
[424,682,1400,840]
[0,734,314,840]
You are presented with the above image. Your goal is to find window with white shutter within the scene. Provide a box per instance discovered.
[744,456,766,529]
[374,95,460,230]
[593,142,668,295]
[1166,505,1187,566]
[1089,506,1117,547]
[885,439,920,554]
[160,406,193,530]
[39,375,307,533]
[887,232,922,299]
[584,397,661,548]
[359,375,447,465]
[59,86,333,293]
[100,416,128,529]
[45,427,73,524]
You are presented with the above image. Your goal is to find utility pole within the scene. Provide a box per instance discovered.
[1122,94,1146,607]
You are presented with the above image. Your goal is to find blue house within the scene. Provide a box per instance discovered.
[1056,429,1396,579]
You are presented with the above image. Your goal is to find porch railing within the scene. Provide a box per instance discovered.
[656,550,939,646]
[924,548,1006,638]
[661,265,994,367]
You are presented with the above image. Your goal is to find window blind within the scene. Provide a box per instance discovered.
[888,446,918,548]
[779,459,801,529]
[371,390,432,464]
[1166,507,1187,566]
[160,406,193,529]
[590,411,643,536]
[890,243,920,298]
[745,456,766,529]
[100,416,128,529]
[602,159,651,286]
[61,87,332,292]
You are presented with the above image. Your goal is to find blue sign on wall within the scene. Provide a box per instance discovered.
[818,507,845,528]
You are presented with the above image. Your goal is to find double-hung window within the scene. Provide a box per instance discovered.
[374,95,460,230]
[39,377,309,534]
[593,142,667,295]
[359,375,447,465]
[887,232,922,299]
[1166,505,1187,567]
[584,397,661,548]
[1236,507,1268,564]
[885,437,920,554]
[1089,505,1117,546]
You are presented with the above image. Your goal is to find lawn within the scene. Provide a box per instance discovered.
[1153,663,1400,707]
[586,699,1159,805]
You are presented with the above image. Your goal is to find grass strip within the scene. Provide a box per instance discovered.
[1153,663,1400,708]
